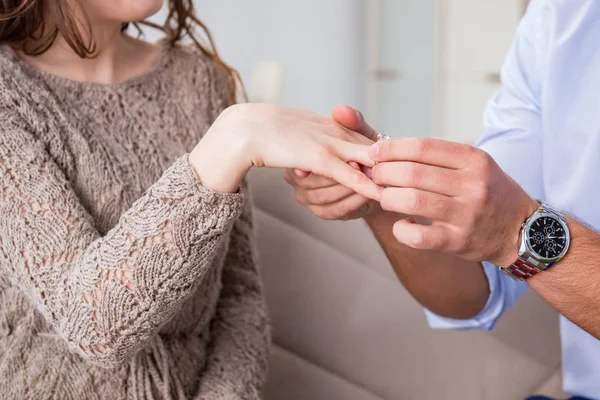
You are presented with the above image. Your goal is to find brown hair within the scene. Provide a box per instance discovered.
[0,0,243,102]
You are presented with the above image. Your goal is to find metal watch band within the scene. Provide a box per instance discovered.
[502,201,565,281]
[502,255,541,281]
[539,202,567,222]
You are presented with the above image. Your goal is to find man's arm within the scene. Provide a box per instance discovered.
[364,207,489,319]
[367,132,600,338]
[528,218,600,337]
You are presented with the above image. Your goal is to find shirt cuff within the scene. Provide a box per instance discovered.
[424,261,507,332]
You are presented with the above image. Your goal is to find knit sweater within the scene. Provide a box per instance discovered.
[0,41,270,400]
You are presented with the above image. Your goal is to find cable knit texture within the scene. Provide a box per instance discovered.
[0,41,271,400]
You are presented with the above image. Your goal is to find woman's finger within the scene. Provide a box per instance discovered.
[392,219,451,251]
[311,193,371,221]
[301,184,356,206]
[284,169,339,190]
[345,129,375,145]
[294,161,360,181]
[328,158,382,201]
[372,162,463,197]
[348,161,361,170]
[335,141,375,168]
[380,187,458,222]
[294,169,310,178]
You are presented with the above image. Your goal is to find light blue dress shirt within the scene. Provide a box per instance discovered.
[425,0,600,398]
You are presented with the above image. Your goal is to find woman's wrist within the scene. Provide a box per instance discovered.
[189,108,254,193]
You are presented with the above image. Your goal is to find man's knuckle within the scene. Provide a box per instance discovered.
[431,197,449,216]
[314,207,339,221]
[406,164,422,186]
[371,165,380,183]
[311,190,331,205]
[380,189,394,211]
[295,191,308,206]
[472,149,494,173]
[470,180,490,205]
[313,208,329,219]
[410,137,430,159]
[406,189,423,212]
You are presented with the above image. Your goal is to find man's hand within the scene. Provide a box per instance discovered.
[370,137,539,267]
[284,105,381,220]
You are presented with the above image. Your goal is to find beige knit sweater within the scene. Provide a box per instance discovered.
[0,41,270,400]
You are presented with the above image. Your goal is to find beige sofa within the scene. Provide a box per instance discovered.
[248,168,568,400]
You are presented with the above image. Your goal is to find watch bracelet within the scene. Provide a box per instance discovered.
[502,201,563,281]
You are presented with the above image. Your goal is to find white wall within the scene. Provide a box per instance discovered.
[145,1,367,115]
[367,0,437,138]
[437,0,523,144]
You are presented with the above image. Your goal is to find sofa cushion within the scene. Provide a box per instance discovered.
[265,345,384,400]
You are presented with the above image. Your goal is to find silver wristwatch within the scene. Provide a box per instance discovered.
[502,201,571,281]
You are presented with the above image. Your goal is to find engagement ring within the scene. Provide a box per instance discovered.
[377,132,391,142]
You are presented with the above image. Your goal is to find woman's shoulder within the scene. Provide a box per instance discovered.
[0,46,31,104]
[165,42,228,84]
[163,41,233,110]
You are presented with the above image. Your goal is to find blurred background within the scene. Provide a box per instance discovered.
[146,0,529,144]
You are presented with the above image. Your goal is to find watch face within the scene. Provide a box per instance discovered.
[527,216,568,260]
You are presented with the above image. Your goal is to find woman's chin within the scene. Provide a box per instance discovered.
[128,0,164,21]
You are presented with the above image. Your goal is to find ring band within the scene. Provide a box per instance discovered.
[377,132,391,142]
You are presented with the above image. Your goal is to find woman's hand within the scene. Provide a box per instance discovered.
[189,104,381,200]
[284,105,381,220]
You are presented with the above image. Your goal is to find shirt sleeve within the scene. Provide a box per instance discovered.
[425,0,550,331]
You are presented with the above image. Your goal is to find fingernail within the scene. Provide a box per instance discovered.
[355,109,363,120]
[369,143,380,159]
[295,169,309,178]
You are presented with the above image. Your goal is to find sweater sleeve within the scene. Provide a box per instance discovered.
[0,116,245,368]
[195,180,271,400]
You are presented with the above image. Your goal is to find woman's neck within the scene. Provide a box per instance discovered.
[16,22,161,85]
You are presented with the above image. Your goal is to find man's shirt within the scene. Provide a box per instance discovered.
[425,1,600,397]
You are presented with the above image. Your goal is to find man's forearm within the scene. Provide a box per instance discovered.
[364,207,490,320]
[367,206,600,338]
[528,216,600,338]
